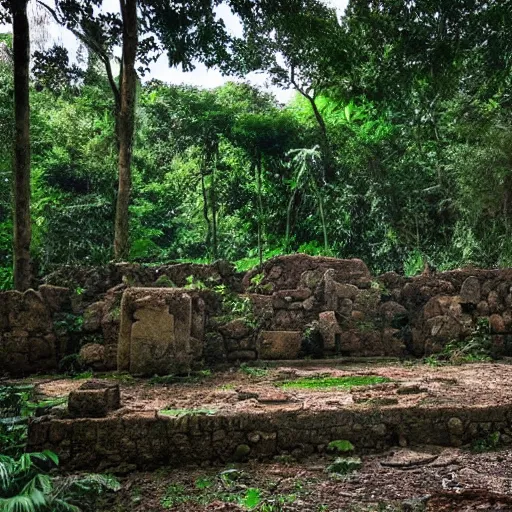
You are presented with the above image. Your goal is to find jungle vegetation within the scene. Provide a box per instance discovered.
[0,0,511,290]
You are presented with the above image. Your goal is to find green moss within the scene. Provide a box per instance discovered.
[327,440,354,454]
[278,375,391,390]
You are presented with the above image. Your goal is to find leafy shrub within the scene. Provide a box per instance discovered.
[0,450,119,512]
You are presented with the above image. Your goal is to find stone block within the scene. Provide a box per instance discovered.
[219,318,251,339]
[83,301,105,332]
[318,311,341,352]
[460,276,481,304]
[258,330,302,360]
[38,285,71,313]
[117,288,196,375]
[79,343,105,369]
[68,380,120,418]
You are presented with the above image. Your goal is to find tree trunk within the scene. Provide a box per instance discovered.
[211,147,218,260]
[200,167,212,254]
[256,153,264,269]
[114,0,138,260]
[12,0,32,291]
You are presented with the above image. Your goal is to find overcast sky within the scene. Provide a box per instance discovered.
[18,0,348,103]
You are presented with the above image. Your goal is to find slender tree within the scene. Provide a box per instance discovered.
[11,0,32,290]
[114,0,138,259]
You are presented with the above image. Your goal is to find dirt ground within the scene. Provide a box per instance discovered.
[29,361,512,416]
[95,446,512,511]
[15,362,512,510]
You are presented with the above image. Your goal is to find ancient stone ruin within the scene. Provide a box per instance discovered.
[2,255,512,376]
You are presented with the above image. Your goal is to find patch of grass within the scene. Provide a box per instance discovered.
[72,370,94,380]
[240,363,269,378]
[103,372,136,384]
[159,407,218,417]
[278,375,391,390]
[218,383,235,391]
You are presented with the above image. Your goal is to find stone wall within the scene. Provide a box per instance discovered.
[28,403,512,471]
[4,256,512,376]
[0,285,70,376]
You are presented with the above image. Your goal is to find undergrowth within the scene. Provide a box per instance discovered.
[425,318,492,366]
[160,468,302,511]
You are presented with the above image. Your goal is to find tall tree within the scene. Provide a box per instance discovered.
[11,0,32,290]
[115,0,138,259]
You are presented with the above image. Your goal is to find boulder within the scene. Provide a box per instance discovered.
[79,343,105,369]
[423,295,462,320]
[490,314,506,334]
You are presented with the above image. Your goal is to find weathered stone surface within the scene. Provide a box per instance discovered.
[338,298,353,318]
[243,254,370,293]
[460,276,481,304]
[258,331,302,360]
[117,288,194,376]
[425,315,463,339]
[477,301,490,316]
[379,301,408,325]
[83,301,105,332]
[272,288,312,309]
[38,285,70,313]
[219,319,252,340]
[227,350,256,361]
[318,311,341,352]
[488,291,500,313]
[68,380,120,418]
[490,314,506,334]
[423,295,462,320]
[79,343,105,369]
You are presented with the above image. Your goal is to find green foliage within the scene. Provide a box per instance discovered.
[239,364,269,378]
[0,450,119,512]
[327,440,355,454]
[278,375,391,390]
[161,468,300,511]
[425,318,492,366]
[326,457,362,475]
[403,250,425,277]
[3,0,512,279]
[471,432,501,453]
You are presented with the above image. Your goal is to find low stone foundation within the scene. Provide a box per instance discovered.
[28,403,512,471]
